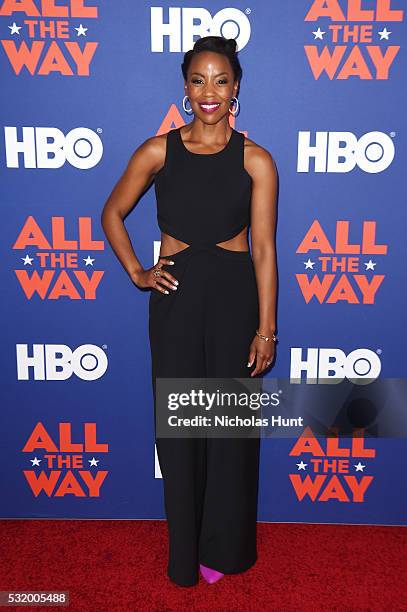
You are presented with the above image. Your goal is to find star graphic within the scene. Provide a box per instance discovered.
[354,462,366,472]
[304,258,315,270]
[30,457,41,466]
[22,255,34,265]
[75,24,88,37]
[378,27,392,40]
[89,457,99,467]
[296,461,307,470]
[83,256,95,266]
[312,27,325,40]
[9,22,22,35]
[364,259,376,271]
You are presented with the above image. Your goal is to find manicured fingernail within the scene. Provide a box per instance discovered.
[165,290,169,294]
[170,261,175,265]
[171,285,177,290]
[173,280,179,285]
[247,361,251,367]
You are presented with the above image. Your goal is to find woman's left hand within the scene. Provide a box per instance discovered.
[247,335,276,376]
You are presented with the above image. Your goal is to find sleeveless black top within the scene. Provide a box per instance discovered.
[154,126,252,247]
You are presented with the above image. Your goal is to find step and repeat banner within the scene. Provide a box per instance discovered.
[1,1,406,525]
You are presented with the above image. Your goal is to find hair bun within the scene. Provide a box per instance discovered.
[224,38,237,53]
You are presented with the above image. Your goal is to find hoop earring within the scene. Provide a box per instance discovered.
[182,95,193,115]
[229,96,239,116]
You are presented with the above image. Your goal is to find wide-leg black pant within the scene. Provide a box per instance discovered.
[148,243,261,586]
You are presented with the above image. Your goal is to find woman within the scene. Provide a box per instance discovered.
[101,35,278,587]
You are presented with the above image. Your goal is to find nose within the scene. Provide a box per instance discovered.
[202,82,216,97]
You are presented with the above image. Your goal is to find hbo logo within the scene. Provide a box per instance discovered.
[151,7,251,52]
[16,344,108,381]
[297,131,395,173]
[5,126,103,169]
[290,348,381,384]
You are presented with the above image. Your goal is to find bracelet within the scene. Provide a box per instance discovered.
[256,329,278,343]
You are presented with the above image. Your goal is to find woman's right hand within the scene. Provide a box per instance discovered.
[132,258,179,294]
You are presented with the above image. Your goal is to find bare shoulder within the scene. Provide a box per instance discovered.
[243,133,277,182]
[127,130,170,176]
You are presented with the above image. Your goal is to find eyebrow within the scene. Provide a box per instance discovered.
[190,72,229,77]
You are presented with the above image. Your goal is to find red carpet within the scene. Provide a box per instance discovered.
[0,520,405,611]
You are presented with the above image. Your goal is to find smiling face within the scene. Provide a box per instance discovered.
[184,51,239,122]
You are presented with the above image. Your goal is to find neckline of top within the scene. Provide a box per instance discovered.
[176,126,236,157]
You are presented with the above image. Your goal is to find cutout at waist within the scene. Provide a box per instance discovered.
[159,227,249,259]
[158,243,253,263]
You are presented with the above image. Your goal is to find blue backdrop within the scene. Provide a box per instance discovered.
[1,0,406,525]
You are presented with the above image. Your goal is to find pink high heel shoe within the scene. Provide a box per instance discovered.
[199,563,224,584]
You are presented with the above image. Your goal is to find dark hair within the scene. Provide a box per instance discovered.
[181,36,242,83]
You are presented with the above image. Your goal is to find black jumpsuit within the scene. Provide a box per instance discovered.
[149,125,261,586]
